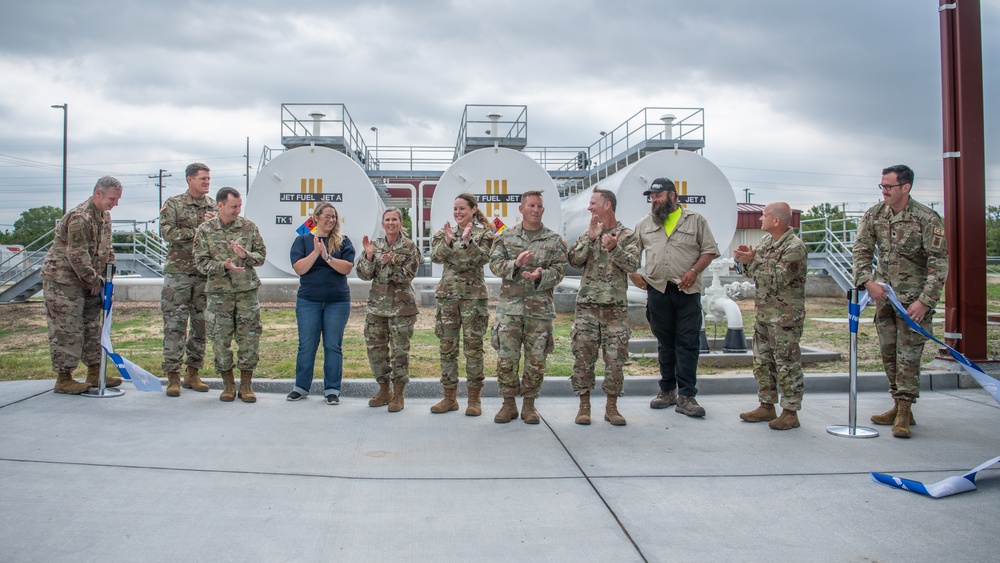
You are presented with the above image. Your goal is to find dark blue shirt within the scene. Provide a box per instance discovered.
[290,234,355,303]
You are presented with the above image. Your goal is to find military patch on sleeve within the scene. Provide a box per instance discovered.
[931,226,945,250]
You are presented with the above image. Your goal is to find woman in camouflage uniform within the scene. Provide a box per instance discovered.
[357,208,420,412]
[429,194,496,416]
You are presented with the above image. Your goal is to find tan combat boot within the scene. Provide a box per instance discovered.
[575,392,592,425]
[219,370,236,402]
[369,380,391,407]
[54,371,91,395]
[183,365,210,392]
[86,364,122,388]
[387,380,406,412]
[466,386,482,417]
[494,397,519,423]
[892,400,913,438]
[165,371,182,397]
[430,387,459,413]
[238,370,256,403]
[871,399,916,426]
[521,397,540,424]
[740,402,777,422]
[605,394,626,426]
[768,408,800,430]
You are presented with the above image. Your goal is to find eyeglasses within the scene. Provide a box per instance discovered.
[878,183,905,191]
[319,214,338,221]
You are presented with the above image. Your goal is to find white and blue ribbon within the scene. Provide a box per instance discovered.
[101,281,163,392]
[858,284,999,497]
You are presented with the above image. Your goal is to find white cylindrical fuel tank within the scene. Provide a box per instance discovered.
[429,147,560,276]
[561,150,738,254]
[246,145,385,277]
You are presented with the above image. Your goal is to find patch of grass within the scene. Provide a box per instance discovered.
[3,281,1000,382]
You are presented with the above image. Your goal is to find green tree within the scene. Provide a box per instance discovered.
[986,205,1000,256]
[398,207,413,239]
[798,203,857,250]
[10,206,63,246]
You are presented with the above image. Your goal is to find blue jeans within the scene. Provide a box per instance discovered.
[294,298,351,397]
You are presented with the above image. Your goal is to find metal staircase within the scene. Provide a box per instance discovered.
[0,221,169,304]
[799,216,861,292]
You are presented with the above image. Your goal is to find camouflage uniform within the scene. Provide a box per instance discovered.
[41,199,114,373]
[567,222,640,397]
[741,229,808,410]
[430,225,496,389]
[357,235,420,384]
[853,198,948,403]
[194,216,267,373]
[489,224,568,398]
[160,192,215,373]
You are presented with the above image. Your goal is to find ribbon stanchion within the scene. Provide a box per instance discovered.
[827,287,879,438]
[82,264,124,398]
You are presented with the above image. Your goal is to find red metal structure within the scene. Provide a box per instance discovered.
[939,0,987,360]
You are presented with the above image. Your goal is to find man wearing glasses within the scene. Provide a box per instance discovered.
[853,164,948,439]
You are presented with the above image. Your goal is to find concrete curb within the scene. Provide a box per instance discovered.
[149,371,961,398]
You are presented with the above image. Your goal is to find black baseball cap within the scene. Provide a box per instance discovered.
[643,177,676,196]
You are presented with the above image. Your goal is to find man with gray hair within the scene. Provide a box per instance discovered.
[733,202,807,430]
[160,163,216,396]
[41,176,123,394]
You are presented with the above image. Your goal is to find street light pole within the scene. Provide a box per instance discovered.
[370,126,379,169]
[51,103,67,213]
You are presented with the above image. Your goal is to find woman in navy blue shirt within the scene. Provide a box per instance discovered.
[287,203,355,404]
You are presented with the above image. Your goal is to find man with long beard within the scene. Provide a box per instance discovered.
[629,178,719,417]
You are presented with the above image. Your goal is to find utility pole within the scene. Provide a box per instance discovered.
[149,169,171,235]
[244,137,250,193]
[742,188,753,203]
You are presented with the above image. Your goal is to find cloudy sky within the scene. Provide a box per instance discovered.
[0,0,996,231]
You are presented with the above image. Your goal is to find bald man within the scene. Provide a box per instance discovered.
[733,202,808,430]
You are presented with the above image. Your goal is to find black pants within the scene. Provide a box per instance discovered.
[646,283,701,397]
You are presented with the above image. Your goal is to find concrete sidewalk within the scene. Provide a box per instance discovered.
[1,378,998,562]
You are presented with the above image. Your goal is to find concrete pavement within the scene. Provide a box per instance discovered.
[1,377,999,562]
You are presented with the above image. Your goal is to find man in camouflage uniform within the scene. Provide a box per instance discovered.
[357,208,420,412]
[42,176,123,394]
[194,187,267,403]
[734,202,807,430]
[568,189,640,426]
[489,190,567,424]
[160,163,216,397]
[853,164,948,438]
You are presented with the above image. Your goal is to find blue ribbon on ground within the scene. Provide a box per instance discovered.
[857,284,999,497]
[101,280,163,392]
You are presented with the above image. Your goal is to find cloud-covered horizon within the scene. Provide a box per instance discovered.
[0,0,996,228]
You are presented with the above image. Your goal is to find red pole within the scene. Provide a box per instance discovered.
[939,0,987,361]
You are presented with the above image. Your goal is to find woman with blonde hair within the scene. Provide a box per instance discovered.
[357,208,420,412]
[429,193,496,416]
[287,202,355,404]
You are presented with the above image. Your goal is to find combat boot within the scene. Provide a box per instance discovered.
[892,400,913,438]
[521,397,540,424]
[768,409,800,430]
[871,399,916,426]
[368,380,391,407]
[575,392,591,425]
[605,394,626,426]
[466,386,482,417]
[494,397,519,423]
[54,371,90,395]
[219,370,236,402]
[86,364,122,388]
[165,371,182,397]
[387,380,406,412]
[183,365,210,392]
[238,370,256,403]
[740,402,777,422]
[430,387,459,413]
[650,389,677,409]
